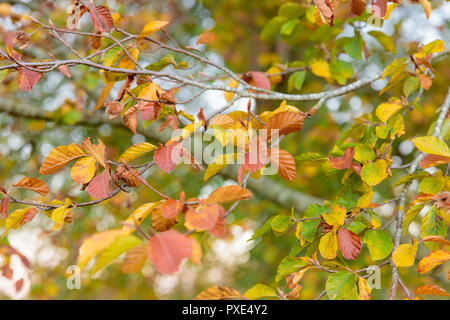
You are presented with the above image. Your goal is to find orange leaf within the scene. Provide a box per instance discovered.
[17,67,42,91]
[39,143,86,175]
[329,147,355,170]
[71,157,96,184]
[414,284,450,297]
[185,204,221,231]
[12,177,49,195]
[417,250,450,274]
[154,141,183,173]
[419,154,450,169]
[269,148,297,181]
[151,205,178,232]
[148,230,193,274]
[211,114,235,129]
[122,245,148,273]
[196,31,217,45]
[161,191,185,219]
[123,105,138,135]
[81,137,107,169]
[195,286,242,300]
[265,111,305,140]
[350,0,366,16]
[204,185,253,204]
[209,214,227,238]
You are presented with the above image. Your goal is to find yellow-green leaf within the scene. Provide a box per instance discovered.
[119,142,157,162]
[322,205,346,227]
[361,160,388,186]
[244,284,277,300]
[412,136,450,157]
[375,103,402,123]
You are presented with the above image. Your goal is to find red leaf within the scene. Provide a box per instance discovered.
[15,278,24,292]
[329,147,355,170]
[148,230,193,274]
[248,71,271,91]
[141,102,161,121]
[1,264,13,279]
[185,204,221,231]
[58,65,72,78]
[372,0,387,18]
[154,141,183,173]
[1,196,9,218]
[338,228,361,260]
[87,170,111,199]
[161,191,185,219]
[89,6,114,32]
[17,67,42,91]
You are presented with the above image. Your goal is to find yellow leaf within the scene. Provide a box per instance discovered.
[39,143,86,175]
[392,242,418,267]
[224,78,239,102]
[319,229,338,260]
[78,229,124,269]
[71,157,96,184]
[361,160,388,186]
[119,47,140,70]
[244,284,276,300]
[50,198,71,230]
[322,205,346,227]
[375,103,402,123]
[190,238,202,264]
[417,250,450,274]
[357,189,373,208]
[384,3,398,19]
[118,142,157,162]
[138,82,161,101]
[204,153,236,181]
[122,245,148,273]
[122,202,160,232]
[415,39,444,59]
[358,277,371,300]
[91,235,141,274]
[412,136,450,157]
[311,60,331,79]
[138,20,170,39]
[3,208,30,238]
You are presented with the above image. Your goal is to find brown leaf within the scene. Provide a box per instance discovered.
[116,167,140,187]
[140,102,161,121]
[17,67,42,91]
[1,196,9,218]
[15,278,24,292]
[87,170,111,199]
[12,177,50,195]
[313,0,338,25]
[105,101,124,119]
[337,228,361,260]
[89,6,114,32]
[372,0,387,18]
[351,0,367,16]
[148,229,193,274]
[418,74,432,90]
[58,65,72,78]
[329,147,355,170]
[124,105,138,135]
[90,33,102,49]
[195,286,242,300]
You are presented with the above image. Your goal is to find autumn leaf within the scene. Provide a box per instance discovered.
[185,204,221,231]
[419,154,450,169]
[412,136,450,157]
[244,284,276,300]
[119,142,156,163]
[122,245,148,273]
[209,215,227,238]
[50,198,71,231]
[361,160,388,186]
[1,196,9,218]
[154,141,183,173]
[224,78,239,102]
[322,205,346,227]
[319,229,338,260]
[138,20,170,39]
[326,271,358,300]
[246,71,271,91]
[269,148,296,181]
[329,147,354,170]
[194,286,242,300]
[338,228,361,260]
[123,105,138,135]
[71,157,96,184]
[17,67,42,91]
[89,6,114,32]
[313,0,338,25]
[351,0,367,16]
[265,111,305,140]
[196,31,217,45]
[204,185,253,204]
[414,284,450,297]
[151,205,178,232]
[363,229,393,261]
[392,242,418,267]
[40,143,86,175]
[12,177,49,195]
[87,170,111,199]
[372,0,387,18]
[78,229,124,269]
[375,103,402,123]
[80,137,108,169]
[161,191,185,219]
[148,229,193,274]
[357,277,371,300]
[417,250,450,274]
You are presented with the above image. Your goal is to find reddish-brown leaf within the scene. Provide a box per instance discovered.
[17,67,42,91]
[159,114,179,133]
[185,204,221,231]
[12,177,50,195]
[265,111,305,140]
[58,65,72,78]
[124,105,138,135]
[329,147,355,170]
[154,141,183,173]
[337,228,361,260]
[15,278,24,292]
[351,0,367,16]
[419,154,450,169]
[89,6,114,32]
[87,170,111,199]
[141,102,161,121]
[204,185,253,204]
[148,229,193,274]
[313,0,338,25]
[1,196,9,218]
[162,191,185,219]
[269,148,297,181]
[105,101,124,119]
[151,205,178,232]
[372,0,387,18]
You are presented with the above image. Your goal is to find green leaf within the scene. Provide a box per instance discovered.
[280,19,297,36]
[278,2,305,19]
[418,171,445,195]
[295,152,328,166]
[344,32,362,60]
[103,46,122,67]
[91,235,142,274]
[368,31,396,54]
[288,70,306,92]
[260,16,288,41]
[330,60,354,85]
[403,76,420,98]
[249,217,274,241]
[271,215,292,235]
[420,204,447,251]
[363,229,393,261]
[275,256,309,282]
[244,284,277,300]
[326,271,358,300]
[354,144,376,163]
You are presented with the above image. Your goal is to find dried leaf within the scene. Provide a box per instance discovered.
[17,67,42,91]
[12,177,49,195]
